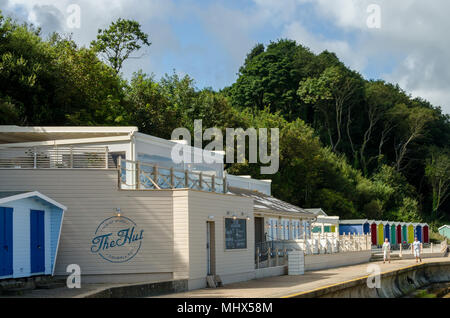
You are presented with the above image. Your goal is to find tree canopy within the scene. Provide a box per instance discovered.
[1,12,449,229]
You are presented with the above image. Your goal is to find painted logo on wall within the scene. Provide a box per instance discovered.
[91,216,144,263]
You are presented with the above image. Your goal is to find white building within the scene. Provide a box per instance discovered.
[0,126,318,289]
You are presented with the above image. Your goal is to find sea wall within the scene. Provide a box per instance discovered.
[291,261,450,298]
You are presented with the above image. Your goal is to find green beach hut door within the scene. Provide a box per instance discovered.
[30,210,45,274]
[0,207,13,277]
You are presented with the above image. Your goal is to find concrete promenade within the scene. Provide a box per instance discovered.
[156,257,450,298]
[2,257,448,298]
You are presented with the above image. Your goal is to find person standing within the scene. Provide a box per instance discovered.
[382,238,391,264]
[412,237,422,263]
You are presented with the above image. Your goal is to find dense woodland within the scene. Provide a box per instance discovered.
[0,13,449,229]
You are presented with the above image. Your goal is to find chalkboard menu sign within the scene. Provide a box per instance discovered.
[225,218,247,250]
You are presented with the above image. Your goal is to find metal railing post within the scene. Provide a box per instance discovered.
[153,164,159,189]
[117,156,122,189]
[69,146,73,169]
[211,175,215,192]
[33,147,37,169]
[199,172,203,190]
[105,147,109,169]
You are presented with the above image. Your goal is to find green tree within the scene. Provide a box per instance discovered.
[91,18,151,74]
[425,149,450,219]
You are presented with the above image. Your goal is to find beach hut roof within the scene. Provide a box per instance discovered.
[0,191,67,210]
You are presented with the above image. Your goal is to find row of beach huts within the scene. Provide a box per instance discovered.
[338,219,430,246]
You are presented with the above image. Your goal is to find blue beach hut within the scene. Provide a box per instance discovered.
[384,222,390,241]
[339,219,372,235]
[415,224,423,242]
[0,191,66,280]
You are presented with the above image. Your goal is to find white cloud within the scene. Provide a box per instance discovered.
[295,0,450,113]
[2,0,450,113]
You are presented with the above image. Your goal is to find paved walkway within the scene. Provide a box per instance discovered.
[155,257,450,298]
[3,257,448,298]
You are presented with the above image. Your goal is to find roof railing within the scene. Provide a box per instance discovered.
[0,146,114,169]
[118,158,227,194]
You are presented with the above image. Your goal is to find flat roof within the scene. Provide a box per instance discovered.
[0,126,138,144]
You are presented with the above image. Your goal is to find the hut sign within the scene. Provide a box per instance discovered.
[91,217,144,263]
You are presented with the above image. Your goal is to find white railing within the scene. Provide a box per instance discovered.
[0,146,113,169]
[119,158,227,194]
[255,233,371,269]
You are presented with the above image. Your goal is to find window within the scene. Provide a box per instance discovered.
[268,218,278,241]
[225,218,247,250]
[281,219,290,240]
[291,220,301,240]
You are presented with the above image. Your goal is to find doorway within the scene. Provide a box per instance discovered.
[30,210,45,274]
[0,207,13,277]
[206,221,216,276]
[254,217,265,245]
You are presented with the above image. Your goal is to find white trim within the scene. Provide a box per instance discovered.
[439,225,450,231]
[0,191,67,211]
[0,135,132,149]
[52,210,65,276]
[339,219,369,225]
[0,126,138,134]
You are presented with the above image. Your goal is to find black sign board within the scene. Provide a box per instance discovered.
[225,218,247,249]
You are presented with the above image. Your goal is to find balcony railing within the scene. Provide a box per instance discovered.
[0,146,114,169]
[118,158,227,194]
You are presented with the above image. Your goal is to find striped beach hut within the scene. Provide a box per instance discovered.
[415,223,423,242]
[423,224,430,243]
[338,219,372,235]
[402,223,408,243]
[370,221,377,245]
[390,222,397,244]
[384,222,391,241]
[396,223,402,245]
[377,221,385,246]
[407,223,415,243]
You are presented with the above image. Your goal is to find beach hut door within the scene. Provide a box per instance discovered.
[0,207,13,277]
[30,210,45,273]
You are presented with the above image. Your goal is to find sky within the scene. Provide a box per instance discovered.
[1,0,450,114]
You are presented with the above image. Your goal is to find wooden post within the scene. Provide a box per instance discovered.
[185,170,189,188]
[275,248,279,266]
[223,176,227,193]
[136,161,140,190]
[170,167,175,189]
[199,172,203,190]
[256,247,260,269]
[268,247,271,268]
[211,175,215,192]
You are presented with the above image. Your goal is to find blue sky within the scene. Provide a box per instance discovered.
[1,0,450,114]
